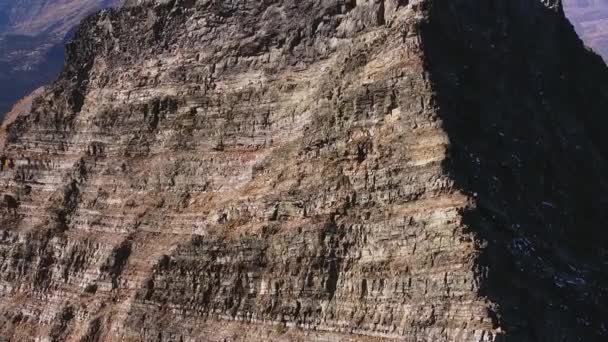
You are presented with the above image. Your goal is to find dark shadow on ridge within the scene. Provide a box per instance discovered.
[419,0,608,341]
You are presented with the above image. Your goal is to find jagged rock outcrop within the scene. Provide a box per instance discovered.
[1,0,607,341]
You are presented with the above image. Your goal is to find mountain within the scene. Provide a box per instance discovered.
[1,0,608,341]
[564,0,608,60]
[0,0,120,117]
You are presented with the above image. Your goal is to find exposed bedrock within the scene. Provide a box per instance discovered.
[0,0,607,341]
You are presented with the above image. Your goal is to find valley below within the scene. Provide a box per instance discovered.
[0,0,119,116]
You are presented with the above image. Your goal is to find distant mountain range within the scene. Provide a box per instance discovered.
[564,0,608,61]
[0,0,120,116]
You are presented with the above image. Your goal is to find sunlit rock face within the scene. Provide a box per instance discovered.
[0,0,120,118]
[564,0,608,61]
[1,0,608,341]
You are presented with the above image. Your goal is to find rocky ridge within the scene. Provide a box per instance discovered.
[0,0,607,341]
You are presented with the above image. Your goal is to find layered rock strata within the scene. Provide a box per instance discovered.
[0,0,607,341]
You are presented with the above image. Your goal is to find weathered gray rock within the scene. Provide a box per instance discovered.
[0,0,607,341]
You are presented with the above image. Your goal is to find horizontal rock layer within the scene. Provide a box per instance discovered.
[1,0,607,341]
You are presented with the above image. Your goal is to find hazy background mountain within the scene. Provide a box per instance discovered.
[564,0,608,61]
[0,0,120,117]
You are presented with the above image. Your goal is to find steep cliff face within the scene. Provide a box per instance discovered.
[0,0,120,117]
[0,0,607,341]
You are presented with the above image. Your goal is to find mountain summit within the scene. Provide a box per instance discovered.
[1,0,607,341]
